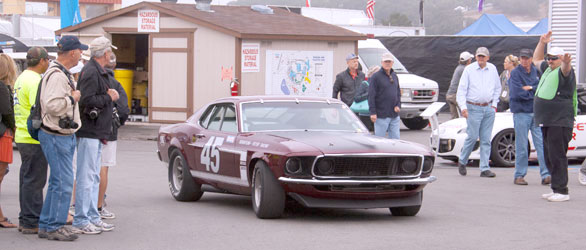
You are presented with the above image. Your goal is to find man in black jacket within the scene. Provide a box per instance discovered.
[72,37,119,234]
[368,52,401,139]
[332,53,365,107]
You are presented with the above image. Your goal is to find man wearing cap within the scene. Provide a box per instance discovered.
[37,35,85,241]
[456,47,501,178]
[532,31,577,202]
[12,47,50,234]
[509,48,550,186]
[73,36,118,234]
[446,51,474,119]
[332,53,365,107]
[368,52,401,139]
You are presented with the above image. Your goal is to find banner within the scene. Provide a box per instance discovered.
[60,0,82,29]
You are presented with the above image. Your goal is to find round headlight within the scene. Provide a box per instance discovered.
[400,158,418,174]
[285,158,302,174]
[423,157,434,173]
[317,159,334,175]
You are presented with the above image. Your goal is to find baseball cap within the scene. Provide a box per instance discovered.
[81,50,90,61]
[519,49,533,58]
[26,47,49,65]
[475,47,490,57]
[57,36,89,52]
[459,51,473,61]
[547,47,565,56]
[69,61,84,74]
[346,53,358,61]
[381,52,394,62]
[90,37,118,54]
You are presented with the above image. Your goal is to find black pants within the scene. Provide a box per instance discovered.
[541,126,573,195]
[17,143,48,228]
[358,115,374,132]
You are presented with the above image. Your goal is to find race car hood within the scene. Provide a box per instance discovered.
[266,131,432,156]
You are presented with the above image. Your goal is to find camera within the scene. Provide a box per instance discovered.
[58,116,79,129]
[88,107,101,120]
[112,107,121,128]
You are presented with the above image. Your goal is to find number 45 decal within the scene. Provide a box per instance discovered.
[201,136,224,173]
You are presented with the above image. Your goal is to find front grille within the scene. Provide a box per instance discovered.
[412,89,434,99]
[313,156,422,178]
[439,139,455,153]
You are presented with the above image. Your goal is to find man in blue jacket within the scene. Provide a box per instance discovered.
[368,52,401,139]
[509,48,550,186]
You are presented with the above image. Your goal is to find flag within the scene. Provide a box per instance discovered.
[61,0,82,28]
[306,0,311,7]
[366,0,376,21]
[478,0,484,12]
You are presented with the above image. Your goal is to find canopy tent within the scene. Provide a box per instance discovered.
[456,14,526,35]
[527,18,548,35]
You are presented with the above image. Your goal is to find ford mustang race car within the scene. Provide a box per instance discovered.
[157,96,436,218]
[434,112,586,167]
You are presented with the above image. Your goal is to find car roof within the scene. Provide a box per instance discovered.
[213,95,345,105]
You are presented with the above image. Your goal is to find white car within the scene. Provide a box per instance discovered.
[433,112,586,167]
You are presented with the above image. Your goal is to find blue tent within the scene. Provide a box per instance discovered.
[456,14,526,35]
[527,18,548,35]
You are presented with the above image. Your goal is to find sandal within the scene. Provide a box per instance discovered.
[0,217,17,228]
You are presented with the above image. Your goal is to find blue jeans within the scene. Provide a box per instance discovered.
[38,129,76,232]
[459,104,495,172]
[513,113,550,179]
[374,116,400,139]
[73,138,103,227]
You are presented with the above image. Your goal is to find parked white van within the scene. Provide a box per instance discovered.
[358,39,439,130]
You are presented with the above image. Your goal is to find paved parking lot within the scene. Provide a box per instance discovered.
[1,114,584,249]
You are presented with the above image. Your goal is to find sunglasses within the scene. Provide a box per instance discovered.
[547,56,559,61]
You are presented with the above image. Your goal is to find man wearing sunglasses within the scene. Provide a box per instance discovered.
[532,31,577,202]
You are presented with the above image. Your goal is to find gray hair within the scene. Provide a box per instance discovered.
[91,47,112,58]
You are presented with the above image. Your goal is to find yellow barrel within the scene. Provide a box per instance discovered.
[114,69,133,109]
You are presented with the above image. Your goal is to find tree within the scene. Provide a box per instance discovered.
[383,13,413,26]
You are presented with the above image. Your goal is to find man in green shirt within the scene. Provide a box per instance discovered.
[13,47,50,233]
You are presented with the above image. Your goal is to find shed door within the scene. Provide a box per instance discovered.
[149,32,194,123]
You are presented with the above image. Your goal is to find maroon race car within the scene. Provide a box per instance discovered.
[156,96,436,218]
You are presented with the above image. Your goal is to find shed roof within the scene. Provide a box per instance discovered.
[56,2,365,41]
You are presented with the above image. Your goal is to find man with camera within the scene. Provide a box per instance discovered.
[37,36,85,241]
[72,37,119,235]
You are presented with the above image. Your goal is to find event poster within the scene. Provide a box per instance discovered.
[265,50,333,97]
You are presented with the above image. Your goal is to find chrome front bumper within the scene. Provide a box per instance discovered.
[278,176,437,186]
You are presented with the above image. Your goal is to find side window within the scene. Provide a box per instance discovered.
[199,105,216,127]
[220,105,238,133]
[207,106,225,131]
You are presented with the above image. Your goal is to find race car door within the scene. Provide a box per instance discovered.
[187,103,248,193]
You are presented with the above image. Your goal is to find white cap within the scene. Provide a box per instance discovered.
[459,51,473,61]
[381,52,394,62]
[547,47,565,56]
[81,50,90,61]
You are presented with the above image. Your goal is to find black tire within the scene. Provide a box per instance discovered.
[389,192,422,216]
[251,161,286,219]
[168,149,203,201]
[401,117,429,130]
[490,128,516,167]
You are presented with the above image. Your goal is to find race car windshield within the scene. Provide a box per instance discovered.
[241,101,366,132]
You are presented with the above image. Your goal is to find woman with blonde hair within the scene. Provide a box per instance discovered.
[497,54,520,112]
[0,53,18,228]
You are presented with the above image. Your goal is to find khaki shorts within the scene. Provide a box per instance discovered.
[100,141,118,167]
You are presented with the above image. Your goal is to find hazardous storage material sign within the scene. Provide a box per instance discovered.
[242,43,260,72]
[138,10,159,32]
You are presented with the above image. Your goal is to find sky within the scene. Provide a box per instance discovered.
[122,0,232,8]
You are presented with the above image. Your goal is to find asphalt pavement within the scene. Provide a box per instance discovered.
[1,114,584,249]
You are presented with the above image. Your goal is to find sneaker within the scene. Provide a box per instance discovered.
[38,228,48,239]
[92,220,115,232]
[47,227,78,241]
[71,223,102,235]
[579,171,586,186]
[547,193,570,202]
[99,208,116,219]
[541,192,555,199]
[458,163,467,176]
[480,170,496,178]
